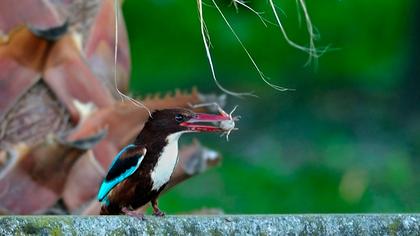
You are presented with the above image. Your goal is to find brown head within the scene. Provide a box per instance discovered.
[135,108,230,144]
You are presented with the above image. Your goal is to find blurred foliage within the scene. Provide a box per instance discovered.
[122,0,419,213]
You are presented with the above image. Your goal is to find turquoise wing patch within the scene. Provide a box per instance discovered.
[97,144,146,202]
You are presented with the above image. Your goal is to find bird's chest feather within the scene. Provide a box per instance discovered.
[150,133,181,191]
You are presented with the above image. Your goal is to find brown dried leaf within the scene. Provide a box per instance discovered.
[0,82,72,148]
[0,131,105,214]
[0,150,7,167]
[43,34,114,124]
[62,150,106,212]
[0,28,48,119]
[84,0,131,95]
[0,0,65,35]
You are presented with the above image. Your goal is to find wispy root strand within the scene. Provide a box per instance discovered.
[197,0,330,96]
[113,0,152,116]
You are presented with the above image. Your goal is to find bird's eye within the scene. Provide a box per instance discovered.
[175,114,185,122]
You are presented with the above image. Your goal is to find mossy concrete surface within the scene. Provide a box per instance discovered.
[0,215,419,235]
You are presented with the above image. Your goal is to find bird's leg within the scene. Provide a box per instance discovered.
[151,199,165,217]
[122,207,145,220]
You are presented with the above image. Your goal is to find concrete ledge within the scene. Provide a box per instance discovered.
[0,215,419,235]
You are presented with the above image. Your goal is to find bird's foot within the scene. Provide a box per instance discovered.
[153,209,165,217]
[151,199,165,217]
[122,207,145,220]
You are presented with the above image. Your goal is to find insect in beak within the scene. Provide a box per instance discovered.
[188,103,240,141]
[180,113,230,132]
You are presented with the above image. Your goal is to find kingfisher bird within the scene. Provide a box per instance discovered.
[97,108,230,217]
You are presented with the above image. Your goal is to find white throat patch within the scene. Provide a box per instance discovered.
[150,132,184,191]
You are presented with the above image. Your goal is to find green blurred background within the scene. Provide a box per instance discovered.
[122,0,419,213]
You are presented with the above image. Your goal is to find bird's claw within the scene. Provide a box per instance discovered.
[153,209,165,217]
[122,207,145,220]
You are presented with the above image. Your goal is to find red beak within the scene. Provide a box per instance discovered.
[180,113,230,132]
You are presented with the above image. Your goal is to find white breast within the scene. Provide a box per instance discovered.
[150,132,183,191]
